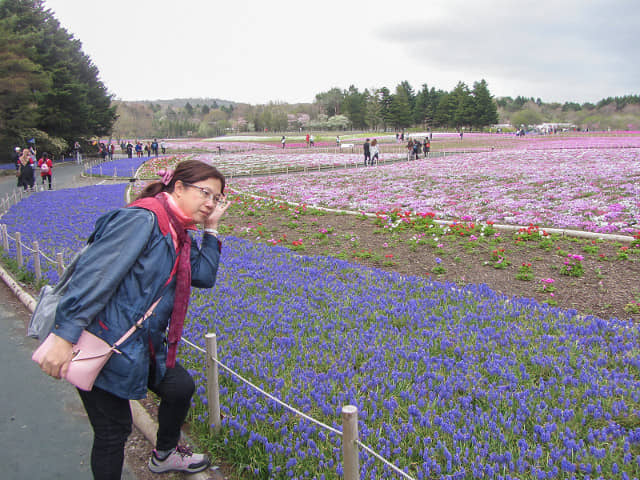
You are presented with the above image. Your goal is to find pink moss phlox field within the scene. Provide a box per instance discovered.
[231,145,640,234]
[194,152,377,175]
[162,140,276,152]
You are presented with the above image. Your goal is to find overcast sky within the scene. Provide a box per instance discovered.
[43,0,639,105]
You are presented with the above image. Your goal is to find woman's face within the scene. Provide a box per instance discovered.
[172,177,222,224]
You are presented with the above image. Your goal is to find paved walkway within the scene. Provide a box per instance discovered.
[0,269,137,479]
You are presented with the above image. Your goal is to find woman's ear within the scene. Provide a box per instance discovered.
[173,180,184,197]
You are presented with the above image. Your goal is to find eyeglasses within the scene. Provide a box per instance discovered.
[182,182,223,203]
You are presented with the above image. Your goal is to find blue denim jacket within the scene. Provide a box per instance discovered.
[53,207,221,399]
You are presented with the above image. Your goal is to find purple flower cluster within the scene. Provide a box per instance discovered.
[86,157,150,177]
[1,184,127,282]
[181,237,640,479]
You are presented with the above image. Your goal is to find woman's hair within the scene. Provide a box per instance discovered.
[138,160,226,199]
[371,139,377,146]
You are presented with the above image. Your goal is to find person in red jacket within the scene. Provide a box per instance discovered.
[38,152,53,190]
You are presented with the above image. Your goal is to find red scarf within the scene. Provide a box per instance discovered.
[128,193,194,368]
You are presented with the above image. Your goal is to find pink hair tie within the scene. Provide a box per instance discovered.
[158,169,174,186]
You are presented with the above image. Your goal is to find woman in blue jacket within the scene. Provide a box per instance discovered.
[35,160,230,479]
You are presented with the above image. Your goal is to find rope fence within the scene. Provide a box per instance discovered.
[0,224,66,282]
[181,335,416,480]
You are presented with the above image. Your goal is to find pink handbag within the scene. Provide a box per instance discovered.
[32,298,162,391]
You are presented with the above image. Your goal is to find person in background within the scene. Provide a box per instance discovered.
[406,138,414,160]
[281,135,286,149]
[161,140,166,154]
[336,135,341,148]
[13,146,21,186]
[370,139,379,165]
[33,160,230,479]
[38,151,53,190]
[99,143,107,161]
[18,148,35,191]
[74,141,82,164]
[363,138,371,166]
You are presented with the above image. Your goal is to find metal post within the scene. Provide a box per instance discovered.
[56,252,64,276]
[206,333,222,434]
[342,405,360,480]
[33,241,41,282]
[16,232,23,267]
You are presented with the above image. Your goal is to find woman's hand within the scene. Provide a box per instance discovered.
[204,194,231,229]
[36,334,74,379]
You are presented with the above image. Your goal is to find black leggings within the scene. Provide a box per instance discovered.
[41,174,52,189]
[77,362,195,480]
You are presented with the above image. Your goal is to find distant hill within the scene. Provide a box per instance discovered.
[136,98,237,109]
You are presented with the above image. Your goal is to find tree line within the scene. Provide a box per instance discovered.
[113,88,640,140]
[112,80,500,138]
[314,79,499,131]
[0,0,116,158]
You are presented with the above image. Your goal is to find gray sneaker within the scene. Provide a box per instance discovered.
[148,445,210,473]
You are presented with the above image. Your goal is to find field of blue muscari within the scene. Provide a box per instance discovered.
[3,184,640,480]
[85,156,150,177]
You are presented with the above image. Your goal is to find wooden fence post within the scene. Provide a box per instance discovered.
[33,241,41,282]
[16,232,23,267]
[56,252,64,276]
[206,333,222,434]
[342,405,360,480]
[2,224,8,251]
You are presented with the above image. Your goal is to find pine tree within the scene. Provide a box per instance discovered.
[472,79,499,128]
[390,83,413,129]
[0,0,116,158]
[343,85,366,129]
